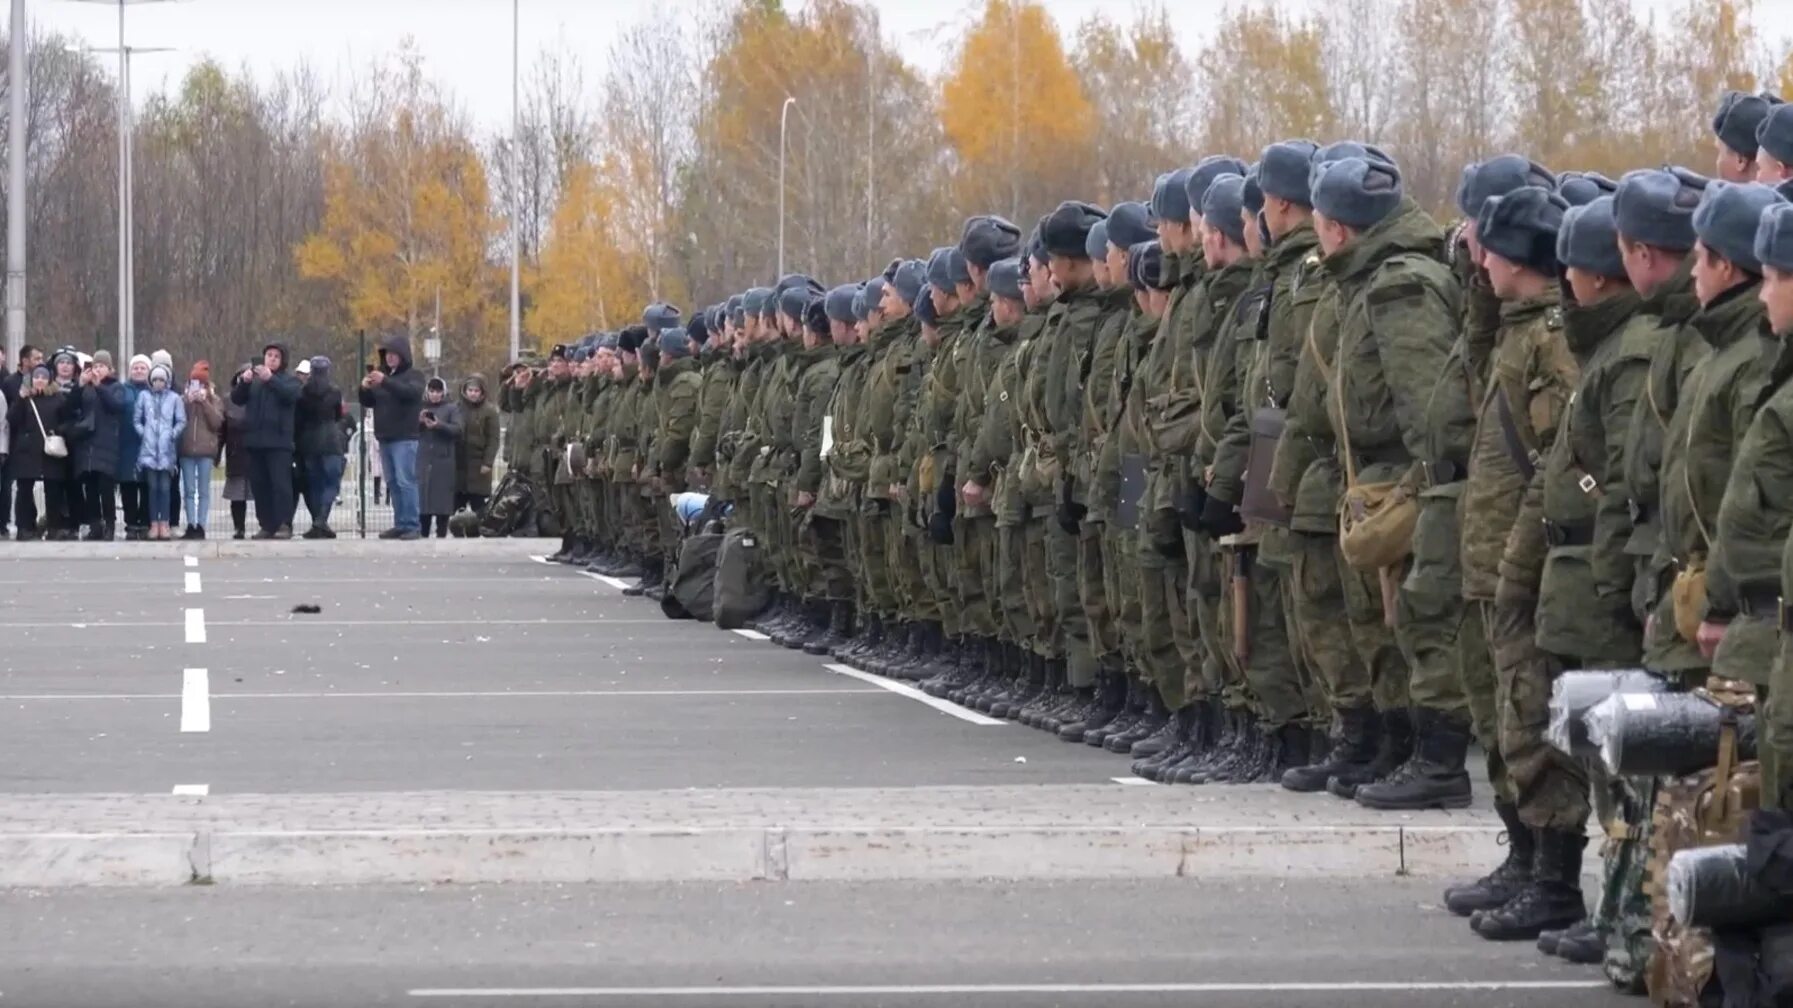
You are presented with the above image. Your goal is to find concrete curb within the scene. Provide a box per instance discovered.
[0,824,1501,887]
[6,539,559,560]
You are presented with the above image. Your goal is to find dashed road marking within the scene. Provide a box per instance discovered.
[180,669,211,733]
[183,556,198,568]
[185,571,202,594]
[184,608,207,644]
[170,784,209,796]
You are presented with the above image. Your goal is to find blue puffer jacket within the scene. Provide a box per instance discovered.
[133,385,187,473]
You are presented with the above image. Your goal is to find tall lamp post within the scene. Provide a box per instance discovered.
[6,0,27,365]
[777,96,795,278]
[508,0,520,363]
[68,0,180,363]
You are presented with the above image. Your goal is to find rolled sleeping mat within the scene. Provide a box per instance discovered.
[1548,669,1670,757]
[1586,691,1758,777]
[1667,843,1793,929]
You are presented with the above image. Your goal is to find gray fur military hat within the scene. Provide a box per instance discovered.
[1042,200,1109,258]
[1151,168,1196,225]
[1312,157,1404,231]
[1083,219,1110,261]
[1612,167,1707,251]
[1314,140,1394,167]
[925,246,959,289]
[914,284,940,325]
[642,302,682,336]
[742,287,774,317]
[959,215,1023,268]
[1258,139,1320,207]
[1029,217,1050,265]
[858,277,887,320]
[1128,240,1171,291]
[687,310,710,345]
[988,257,1024,301]
[1714,89,1783,159]
[1185,155,1250,219]
[891,259,928,307]
[824,284,859,324]
[1556,196,1625,279]
[1758,102,1793,166]
[1105,201,1154,250]
[1242,167,1265,217]
[778,285,814,322]
[657,326,693,360]
[1557,171,1618,207]
[1693,180,1786,274]
[1202,174,1249,246]
[1479,185,1568,276]
[1754,201,1793,273]
[1456,155,1558,219]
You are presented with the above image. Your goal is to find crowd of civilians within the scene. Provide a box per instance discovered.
[0,336,500,541]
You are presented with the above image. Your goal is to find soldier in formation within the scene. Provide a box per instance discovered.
[505,88,1793,985]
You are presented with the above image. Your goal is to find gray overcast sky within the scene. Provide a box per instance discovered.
[27,0,1793,129]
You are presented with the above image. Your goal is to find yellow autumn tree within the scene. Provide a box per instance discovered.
[940,0,1096,224]
[1073,9,1194,202]
[1197,6,1333,158]
[527,159,658,341]
[295,50,502,371]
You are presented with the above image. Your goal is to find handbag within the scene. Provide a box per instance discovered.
[1308,319,1415,570]
[32,400,67,459]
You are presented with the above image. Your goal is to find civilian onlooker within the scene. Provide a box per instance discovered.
[416,376,462,538]
[455,374,499,515]
[151,349,181,529]
[297,355,347,538]
[178,362,224,539]
[133,363,186,541]
[116,355,152,539]
[359,335,424,540]
[230,342,301,539]
[45,349,83,536]
[9,365,70,539]
[221,364,253,539]
[2,345,42,537]
[72,350,126,541]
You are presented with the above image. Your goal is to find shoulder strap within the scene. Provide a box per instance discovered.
[31,400,47,439]
[1682,366,1713,550]
[1492,387,1539,481]
[1308,314,1358,487]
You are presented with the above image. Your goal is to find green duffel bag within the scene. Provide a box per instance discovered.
[712,526,771,630]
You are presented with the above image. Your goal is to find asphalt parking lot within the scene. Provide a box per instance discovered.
[0,554,1145,795]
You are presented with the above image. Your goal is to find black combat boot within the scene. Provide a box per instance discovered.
[1281,704,1377,793]
[1127,701,1184,759]
[917,623,960,682]
[1018,657,1063,727]
[1088,678,1147,746]
[598,550,643,578]
[1443,801,1534,916]
[781,600,827,650]
[1546,920,1604,964]
[1327,707,1412,799]
[1179,707,1242,784]
[1254,722,1312,784]
[1131,704,1194,779]
[893,621,943,682]
[805,601,853,656]
[1473,829,1586,941]
[1204,714,1261,784]
[1060,664,1127,741]
[991,653,1044,718]
[621,558,663,596]
[1040,662,1089,733]
[1106,689,1168,753]
[1162,701,1224,784]
[1231,721,1280,784]
[566,537,593,564]
[549,535,575,562]
[835,612,879,664]
[1354,708,1473,810]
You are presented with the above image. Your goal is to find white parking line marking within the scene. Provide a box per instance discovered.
[731,629,771,640]
[183,556,198,568]
[1112,776,1157,786]
[171,784,208,796]
[184,572,202,594]
[2,688,885,701]
[577,570,633,590]
[408,981,1611,998]
[823,663,1004,726]
[184,608,206,644]
[180,669,211,732]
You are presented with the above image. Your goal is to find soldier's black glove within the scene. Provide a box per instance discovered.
[1055,478,1086,534]
[1200,495,1244,538]
[1149,510,1182,559]
[935,480,957,523]
[927,510,955,545]
[1178,479,1208,532]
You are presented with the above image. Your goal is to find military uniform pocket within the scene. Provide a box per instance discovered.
[1404,484,1465,595]
[1536,544,1638,661]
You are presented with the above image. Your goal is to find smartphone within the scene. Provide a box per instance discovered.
[187,380,203,395]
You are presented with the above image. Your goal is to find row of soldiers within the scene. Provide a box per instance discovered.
[501,87,1793,983]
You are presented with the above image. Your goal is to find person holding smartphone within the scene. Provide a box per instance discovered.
[178,362,225,539]
[229,342,302,539]
[359,336,425,539]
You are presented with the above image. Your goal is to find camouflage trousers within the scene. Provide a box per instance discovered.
[1770,639,1793,812]
[1289,531,1375,714]
[1185,528,1233,707]
[549,482,576,538]
[920,536,959,636]
[1079,521,1118,660]
[1486,595,1590,833]
[855,503,899,620]
[1213,545,1307,728]
[1137,517,1191,710]
[1048,520,1095,687]
[955,514,1000,639]
[801,513,852,602]
[1101,524,1143,671]
[996,521,1037,648]
[887,514,931,623]
[1262,529,1327,727]
[1022,518,1057,658]
[1594,775,1658,992]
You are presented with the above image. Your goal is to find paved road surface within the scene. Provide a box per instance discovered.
[0,879,1622,1008]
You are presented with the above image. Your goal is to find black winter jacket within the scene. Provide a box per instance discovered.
[229,343,303,451]
[358,335,425,442]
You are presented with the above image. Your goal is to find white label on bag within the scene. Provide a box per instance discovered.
[821,416,834,460]
[1621,693,1659,712]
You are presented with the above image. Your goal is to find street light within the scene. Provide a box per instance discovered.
[508,0,520,364]
[66,0,180,363]
[777,96,796,278]
[7,0,27,366]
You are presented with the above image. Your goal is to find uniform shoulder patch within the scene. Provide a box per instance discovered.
[1544,306,1565,331]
